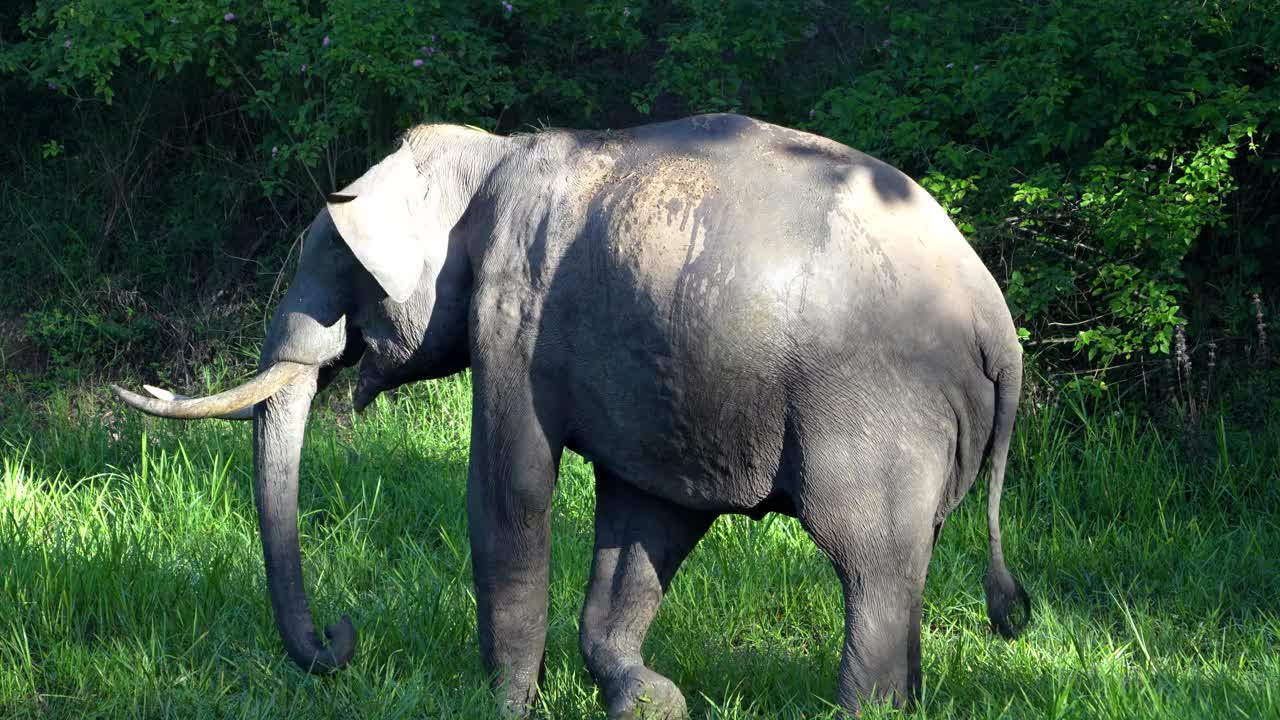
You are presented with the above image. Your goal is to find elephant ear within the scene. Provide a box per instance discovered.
[325,141,444,303]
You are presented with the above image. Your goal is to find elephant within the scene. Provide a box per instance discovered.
[113,112,1031,718]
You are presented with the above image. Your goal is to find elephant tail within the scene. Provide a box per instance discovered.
[982,362,1032,639]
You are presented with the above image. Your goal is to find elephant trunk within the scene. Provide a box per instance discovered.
[253,364,356,672]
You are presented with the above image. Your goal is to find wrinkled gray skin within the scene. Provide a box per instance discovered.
[121,114,1031,718]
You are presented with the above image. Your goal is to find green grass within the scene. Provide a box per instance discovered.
[2,376,1278,719]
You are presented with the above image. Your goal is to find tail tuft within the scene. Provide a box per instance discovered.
[984,562,1032,639]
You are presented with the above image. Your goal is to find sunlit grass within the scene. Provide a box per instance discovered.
[2,375,1277,718]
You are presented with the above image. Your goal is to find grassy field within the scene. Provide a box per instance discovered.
[2,375,1278,719]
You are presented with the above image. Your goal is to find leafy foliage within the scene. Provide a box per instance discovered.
[810,0,1278,375]
[1,0,1277,392]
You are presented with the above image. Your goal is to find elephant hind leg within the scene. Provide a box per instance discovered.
[580,470,716,720]
[816,544,930,714]
[791,435,943,716]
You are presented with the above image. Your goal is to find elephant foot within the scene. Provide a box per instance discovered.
[494,673,541,719]
[605,666,688,720]
[496,697,533,720]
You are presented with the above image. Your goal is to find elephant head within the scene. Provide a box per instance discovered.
[112,126,510,672]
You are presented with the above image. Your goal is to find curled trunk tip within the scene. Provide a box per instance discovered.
[284,615,356,673]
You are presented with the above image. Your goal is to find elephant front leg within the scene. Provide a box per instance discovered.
[466,398,562,717]
[580,470,716,720]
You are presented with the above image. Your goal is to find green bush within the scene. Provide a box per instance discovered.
[1,0,1276,395]
[809,0,1277,376]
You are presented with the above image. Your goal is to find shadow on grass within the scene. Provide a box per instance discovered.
[642,592,1278,719]
[617,491,1280,718]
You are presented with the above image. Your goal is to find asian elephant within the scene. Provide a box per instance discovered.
[113,113,1031,718]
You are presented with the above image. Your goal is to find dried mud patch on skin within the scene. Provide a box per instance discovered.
[610,156,719,273]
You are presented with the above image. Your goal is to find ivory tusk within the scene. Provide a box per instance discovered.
[141,384,253,420]
[110,362,306,420]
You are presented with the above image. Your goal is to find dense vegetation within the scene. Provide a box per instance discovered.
[1,1,1277,717]
[2,0,1277,391]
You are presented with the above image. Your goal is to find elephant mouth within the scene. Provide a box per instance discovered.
[110,361,307,420]
[353,373,382,412]
[352,362,395,412]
